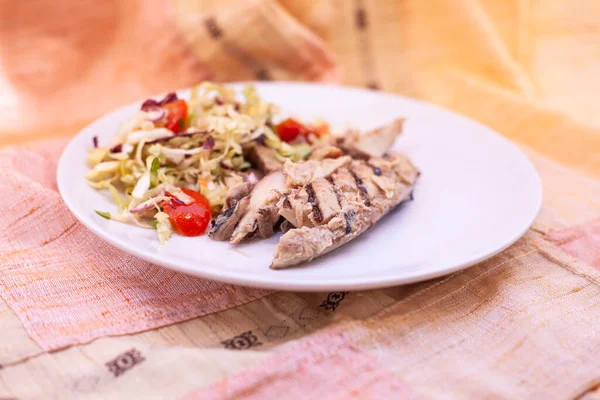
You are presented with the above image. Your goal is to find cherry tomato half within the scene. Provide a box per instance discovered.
[162,188,210,236]
[163,99,188,134]
[275,118,308,143]
[179,188,211,209]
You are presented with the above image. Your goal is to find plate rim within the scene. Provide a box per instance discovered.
[57,81,543,291]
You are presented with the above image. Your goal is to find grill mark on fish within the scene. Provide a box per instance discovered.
[210,200,238,231]
[305,183,323,223]
[326,176,343,208]
[343,210,356,234]
[271,153,420,269]
[246,227,259,240]
[223,205,237,217]
[282,196,292,209]
[349,170,371,207]
[366,162,382,176]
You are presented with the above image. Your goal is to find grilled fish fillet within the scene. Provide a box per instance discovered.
[208,117,419,269]
[208,172,285,243]
[271,153,418,269]
[208,182,254,241]
[335,118,404,159]
[243,143,283,173]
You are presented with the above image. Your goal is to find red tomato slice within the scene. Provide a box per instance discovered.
[180,188,210,209]
[275,118,308,143]
[163,100,188,134]
[162,188,210,236]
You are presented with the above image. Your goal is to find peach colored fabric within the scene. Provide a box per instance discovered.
[184,330,418,400]
[1,0,599,180]
[0,0,600,399]
[0,140,271,350]
[0,0,339,145]
[545,218,600,269]
[0,146,598,398]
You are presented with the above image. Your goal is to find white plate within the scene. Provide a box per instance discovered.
[57,82,542,291]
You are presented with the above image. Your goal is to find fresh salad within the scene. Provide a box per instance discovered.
[85,82,329,243]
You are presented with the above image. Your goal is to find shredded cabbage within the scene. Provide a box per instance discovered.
[155,211,173,245]
[85,82,329,243]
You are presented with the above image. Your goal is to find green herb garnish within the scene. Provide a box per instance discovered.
[150,157,160,175]
[95,210,111,220]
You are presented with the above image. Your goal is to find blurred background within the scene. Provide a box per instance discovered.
[0,0,598,176]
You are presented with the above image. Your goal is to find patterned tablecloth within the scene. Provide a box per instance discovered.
[1,1,599,398]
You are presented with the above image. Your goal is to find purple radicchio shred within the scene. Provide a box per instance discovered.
[160,92,178,105]
[282,196,292,209]
[142,105,166,123]
[92,136,98,148]
[219,161,234,171]
[171,198,185,206]
[110,144,123,153]
[140,92,178,111]
[141,99,160,111]
[203,135,215,150]
[253,133,266,146]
